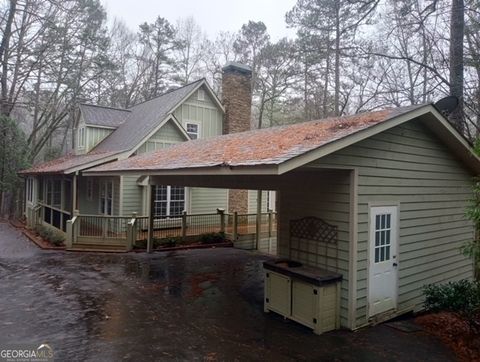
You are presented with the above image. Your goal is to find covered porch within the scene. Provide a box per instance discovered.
[29,172,277,253]
[83,167,355,329]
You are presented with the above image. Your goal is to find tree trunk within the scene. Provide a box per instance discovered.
[449,0,465,134]
[0,0,18,116]
[334,2,341,116]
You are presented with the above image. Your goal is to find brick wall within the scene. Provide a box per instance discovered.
[222,63,252,213]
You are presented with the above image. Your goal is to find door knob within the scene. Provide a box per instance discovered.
[393,262,398,267]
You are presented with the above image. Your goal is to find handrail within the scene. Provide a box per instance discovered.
[38,202,71,216]
[235,212,277,217]
[73,211,276,220]
[77,214,132,219]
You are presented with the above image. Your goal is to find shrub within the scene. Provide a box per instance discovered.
[424,280,480,320]
[154,236,181,248]
[198,232,225,244]
[34,224,65,246]
[133,237,181,249]
[465,175,480,278]
[133,239,147,249]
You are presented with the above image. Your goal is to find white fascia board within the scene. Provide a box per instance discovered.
[84,164,279,177]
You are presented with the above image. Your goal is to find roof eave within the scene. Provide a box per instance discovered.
[20,151,128,176]
[85,164,280,177]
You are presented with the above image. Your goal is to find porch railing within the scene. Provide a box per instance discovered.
[38,202,71,232]
[64,209,277,252]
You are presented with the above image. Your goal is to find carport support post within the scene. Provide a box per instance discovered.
[181,211,187,240]
[217,208,225,233]
[233,212,238,242]
[268,209,273,238]
[255,190,262,250]
[147,185,155,253]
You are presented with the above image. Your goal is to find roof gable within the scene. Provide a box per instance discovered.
[132,116,190,155]
[85,104,480,176]
[91,79,206,153]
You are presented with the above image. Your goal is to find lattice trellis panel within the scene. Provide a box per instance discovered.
[290,217,338,244]
[289,217,339,272]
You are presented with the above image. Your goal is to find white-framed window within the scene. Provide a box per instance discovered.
[154,185,185,217]
[197,88,205,101]
[78,127,86,149]
[46,179,62,208]
[99,180,113,215]
[86,179,93,201]
[186,123,200,140]
[26,177,34,203]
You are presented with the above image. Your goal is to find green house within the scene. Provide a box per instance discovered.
[86,103,479,329]
[21,76,271,236]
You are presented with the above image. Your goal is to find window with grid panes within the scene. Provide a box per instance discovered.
[99,180,113,215]
[374,213,392,263]
[45,179,61,207]
[154,185,185,217]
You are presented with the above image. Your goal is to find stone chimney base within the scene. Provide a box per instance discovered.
[228,189,248,214]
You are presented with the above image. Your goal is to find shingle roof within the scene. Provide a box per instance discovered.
[92,79,204,153]
[88,105,427,174]
[79,104,130,128]
[19,151,122,175]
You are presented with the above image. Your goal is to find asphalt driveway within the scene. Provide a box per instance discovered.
[0,222,454,361]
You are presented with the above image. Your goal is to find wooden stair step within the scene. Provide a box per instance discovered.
[69,243,128,252]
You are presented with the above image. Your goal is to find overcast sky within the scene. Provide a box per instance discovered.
[101,0,297,40]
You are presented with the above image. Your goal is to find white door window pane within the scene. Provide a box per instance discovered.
[374,213,392,263]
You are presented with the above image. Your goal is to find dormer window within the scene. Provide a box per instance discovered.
[186,123,199,140]
[78,127,86,149]
[197,88,205,101]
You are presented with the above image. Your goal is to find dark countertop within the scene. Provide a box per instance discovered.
[263,259,342,286]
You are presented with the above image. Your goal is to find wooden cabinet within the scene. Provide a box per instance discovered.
[264,271,291,316]
[264,270,340,335]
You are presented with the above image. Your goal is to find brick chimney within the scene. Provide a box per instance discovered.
[222,62,252,213]
[222,62,252,133]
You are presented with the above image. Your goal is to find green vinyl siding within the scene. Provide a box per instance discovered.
[86,127,113,152]
[173,86,223,139]
[247,190,269,213]
[190,187,228,214]
[310,119,474,327]
[137,119,186,154]
[122,175,143,215]
[277,171,351,328]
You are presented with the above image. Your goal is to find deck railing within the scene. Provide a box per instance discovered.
[64,209,277,252]
[77,214,129,239]
[38,202,71,232]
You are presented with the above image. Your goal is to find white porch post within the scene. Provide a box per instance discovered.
[72,173,78,212]
[147,185,154,253]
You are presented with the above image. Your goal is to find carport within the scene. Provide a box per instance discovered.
[85,103,480,332]
[85,110,368,331]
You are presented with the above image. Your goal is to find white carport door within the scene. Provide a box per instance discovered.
[368,206,398,317]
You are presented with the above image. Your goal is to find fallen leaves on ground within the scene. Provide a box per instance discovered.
[416,311,480,362]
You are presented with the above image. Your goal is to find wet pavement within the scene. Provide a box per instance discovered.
[0,222,454,361]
